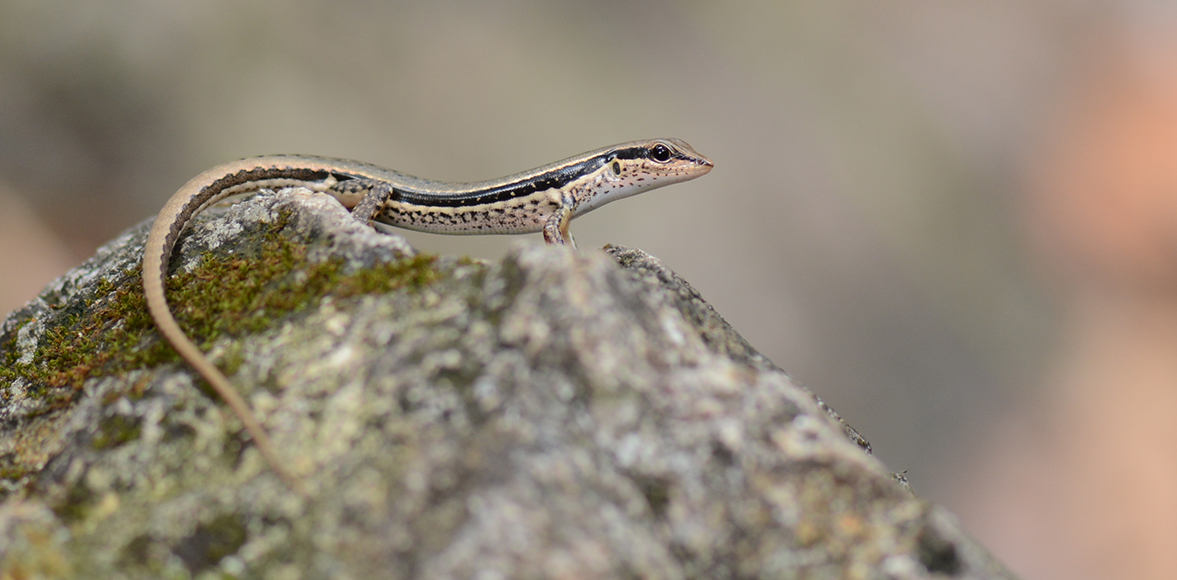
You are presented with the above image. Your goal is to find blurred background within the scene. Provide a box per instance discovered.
[3,1,1177,577]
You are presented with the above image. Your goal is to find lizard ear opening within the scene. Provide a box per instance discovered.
[611,161,622,176]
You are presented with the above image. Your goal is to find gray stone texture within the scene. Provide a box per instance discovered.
[0,190,1016,579]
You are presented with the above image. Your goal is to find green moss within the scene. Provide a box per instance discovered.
[164,223,441,345]
[0,214,443,402]
[1,320,25,372]
[0,267,163,408]
[90,414,144,450]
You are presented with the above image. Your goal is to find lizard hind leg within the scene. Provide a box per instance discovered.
[331,179,395,225]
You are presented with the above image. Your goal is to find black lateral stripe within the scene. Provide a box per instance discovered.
[611,145,650,161]
[392,156,608,208]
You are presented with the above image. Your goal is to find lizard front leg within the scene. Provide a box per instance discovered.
[542,193,577,248]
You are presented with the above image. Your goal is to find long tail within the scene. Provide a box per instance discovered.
[142,189,307,496]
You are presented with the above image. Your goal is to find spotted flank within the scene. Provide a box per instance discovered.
[354,138,713,235]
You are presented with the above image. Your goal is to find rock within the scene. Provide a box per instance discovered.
[0,189,1017,579]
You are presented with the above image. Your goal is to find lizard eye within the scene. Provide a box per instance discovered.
[650,144,672,162]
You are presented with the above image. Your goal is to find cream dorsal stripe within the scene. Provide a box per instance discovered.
[142,139,713,494]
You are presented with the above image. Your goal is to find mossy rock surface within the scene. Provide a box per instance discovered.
[0,190,1016,579]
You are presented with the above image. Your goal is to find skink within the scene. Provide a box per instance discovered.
[143,138,713,492]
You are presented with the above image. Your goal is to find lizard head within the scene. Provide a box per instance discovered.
[575,138,713,215]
